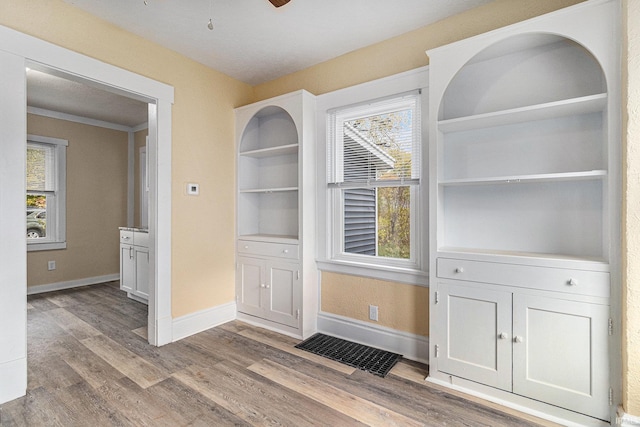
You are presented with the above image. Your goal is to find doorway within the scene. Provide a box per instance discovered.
[0,24,173,403]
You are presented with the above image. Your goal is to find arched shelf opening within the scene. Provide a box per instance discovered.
[238,105,299,240]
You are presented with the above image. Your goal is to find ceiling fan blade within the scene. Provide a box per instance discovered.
[268,0,291,7]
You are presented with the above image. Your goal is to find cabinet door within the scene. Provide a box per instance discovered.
[134,246,149,299]
[120,244,134,293]
[513,294,610,420]
[236,257,265,318]
[437,282,512,391]
[265,260,300,328]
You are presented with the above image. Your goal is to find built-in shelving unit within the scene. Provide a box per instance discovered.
[235,90,317,339]
[427,1,620,425]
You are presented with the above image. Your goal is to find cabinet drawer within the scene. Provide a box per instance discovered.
[238,240,298,260]
[437,258,609,298]
[120,230,134,244]
[134,231,149,248]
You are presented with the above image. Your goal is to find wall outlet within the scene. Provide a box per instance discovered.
[47,260,56,271]
[369,305,378,321]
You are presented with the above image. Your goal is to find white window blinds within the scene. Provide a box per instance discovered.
[328,92,421,188]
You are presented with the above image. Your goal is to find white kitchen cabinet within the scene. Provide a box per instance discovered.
[235,90,317,338]
[119,228,149,304]
[236,256,300,329]
[427,1,619,424]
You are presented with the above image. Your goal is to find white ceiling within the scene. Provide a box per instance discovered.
[28,0,493,126]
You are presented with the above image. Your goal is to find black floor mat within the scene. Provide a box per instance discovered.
[295,333,401,377]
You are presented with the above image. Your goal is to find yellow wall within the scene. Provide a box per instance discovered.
[322,272,429,336]
[0,0,253,317]
[26,114,128,286]
[623,0,640,416]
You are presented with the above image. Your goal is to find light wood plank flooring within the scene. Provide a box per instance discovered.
[0,282,558,426]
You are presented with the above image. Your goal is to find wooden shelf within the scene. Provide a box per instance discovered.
[239,187,298,193]
[440,170,606,186]
[438,93,607,133]
[239,144,298,158]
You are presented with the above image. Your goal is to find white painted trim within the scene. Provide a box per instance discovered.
[127,131,135,227]
[617,407,640,427]
[317,311,429,363]
[172,302,237,342]
[0,50,28,405]
[26,274,119,295]
[316,66,430,285]
[426,375,609,427]
[132,122,149,133]
[0,23,173,404]
[0,357,27,404]
[27,106,134,132]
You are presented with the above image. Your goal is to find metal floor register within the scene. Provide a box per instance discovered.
[295,333,402,377]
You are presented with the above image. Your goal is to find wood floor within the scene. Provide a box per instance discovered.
[0,282,558,426]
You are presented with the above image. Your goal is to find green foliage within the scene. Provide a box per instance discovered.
[347,111,413,259]
[26,195,46,208]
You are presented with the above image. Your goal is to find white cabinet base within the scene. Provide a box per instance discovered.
[426,374,611,427]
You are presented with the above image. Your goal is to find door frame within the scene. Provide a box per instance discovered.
[0,24,174,404]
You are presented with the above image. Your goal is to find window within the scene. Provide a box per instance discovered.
[327,91,423,275]
[26,135,67,251]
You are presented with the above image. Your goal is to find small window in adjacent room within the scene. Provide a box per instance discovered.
[26,135,67,251]
[327,92,422,269]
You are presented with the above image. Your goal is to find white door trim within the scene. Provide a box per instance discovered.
[0,24,174,403]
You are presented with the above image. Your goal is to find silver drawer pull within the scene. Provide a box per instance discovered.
[499,332,508,340]
[244,245,249,249]
[122,236,130,240]
[283,249,289,254]
[455,267,464,274]
[514,336,524,343]
[567,278,578,286]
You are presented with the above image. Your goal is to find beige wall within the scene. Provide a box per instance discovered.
[623,0,640,416]
[26,114,128,286]
[0,0,253,317]
[322,272,429,336]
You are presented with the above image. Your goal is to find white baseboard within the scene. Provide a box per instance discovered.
[317,312,429,364]
[26,274,119,295]
[618,407,640,426]
[0,357,26,404]
[172,301,237,342]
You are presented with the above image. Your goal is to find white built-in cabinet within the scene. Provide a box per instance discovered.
[119,228,149,304]
[235,90,317,338]
[427,0,620,424]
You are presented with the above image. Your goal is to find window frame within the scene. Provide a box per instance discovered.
[26,134,67,252]
[316,67,429,286]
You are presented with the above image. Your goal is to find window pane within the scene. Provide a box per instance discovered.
[27,143,55,191]
[26,195,47,239]
[377,186,410,259]
[343,109,414,183]
[343,186,410,259]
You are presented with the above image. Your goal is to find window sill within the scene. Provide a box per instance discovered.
[27,242,66,252]
[317,259,429,286]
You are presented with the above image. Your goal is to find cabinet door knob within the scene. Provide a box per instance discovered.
[260,284,265,288]
[567,278,578,286]
[499,332,508,340]
[283,249,289,254]
[265,284,271,289]
[244,245,249,249]
[455,267,464,274]
[123,236,130,240]
[514,336,524,343]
